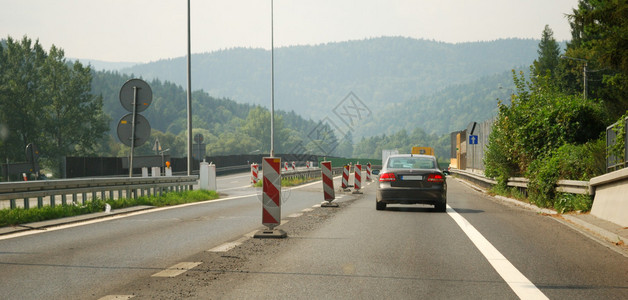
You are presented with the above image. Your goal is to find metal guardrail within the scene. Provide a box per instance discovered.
[606,116,628,172]
[280,167,344,180]
[0,163,361,210]
[0,176,198,210]
[452,169,590,195]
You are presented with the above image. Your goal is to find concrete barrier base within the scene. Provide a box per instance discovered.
[590,168,628,228]
[253,229,287,239]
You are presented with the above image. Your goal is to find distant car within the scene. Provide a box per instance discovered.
[375,154,447,212]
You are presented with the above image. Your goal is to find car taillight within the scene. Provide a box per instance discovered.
[427,173,444,183]
[379,172,396,182]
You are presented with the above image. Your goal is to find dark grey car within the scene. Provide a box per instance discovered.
[375,154,447,212]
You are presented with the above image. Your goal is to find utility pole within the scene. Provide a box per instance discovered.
[560,55,588,100]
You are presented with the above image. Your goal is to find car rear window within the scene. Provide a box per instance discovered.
[387,157,435,169]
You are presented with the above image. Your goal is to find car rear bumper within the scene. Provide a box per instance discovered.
[376,187,445,205]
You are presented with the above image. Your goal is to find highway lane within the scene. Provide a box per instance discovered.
[113,176,628,299]
[2,172,627,299]
[0,171,330,300]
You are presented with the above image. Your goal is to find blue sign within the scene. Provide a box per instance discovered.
[469,135,478,145]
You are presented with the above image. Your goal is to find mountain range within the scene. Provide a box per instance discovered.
[91,36,541,138]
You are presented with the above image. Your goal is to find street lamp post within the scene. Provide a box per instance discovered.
[270,0,275,158]
[560,55,588,100]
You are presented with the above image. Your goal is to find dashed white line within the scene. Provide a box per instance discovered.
[98,295,135,300]
[208,236,250,252]
[446,205,548,300]
[152,262,202,278]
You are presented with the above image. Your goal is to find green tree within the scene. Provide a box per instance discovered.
[533,25,561,78]
[41,46,109,175]
[0,36,109,177]
[0,36,47,162]
[562,0,628,117]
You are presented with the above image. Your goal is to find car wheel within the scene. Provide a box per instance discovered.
[376,201,386,211]
[435,201,447,212]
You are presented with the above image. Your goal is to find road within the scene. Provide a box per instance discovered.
[0,172,627,299]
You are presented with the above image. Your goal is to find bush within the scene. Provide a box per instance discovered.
[554,193,593,213]
[526,139,604,210]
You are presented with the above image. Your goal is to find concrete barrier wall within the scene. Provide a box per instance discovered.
[590,168,628,227]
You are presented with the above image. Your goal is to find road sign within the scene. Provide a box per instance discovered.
[194,133,204,144]
[469,135,479,145]
[119,79,152,113]
[117,113,151,147]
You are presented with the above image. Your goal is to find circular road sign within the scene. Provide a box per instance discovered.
[119,79,152,113]
[117,113,151,147]
[194,133,204,144]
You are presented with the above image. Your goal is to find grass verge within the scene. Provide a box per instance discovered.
[0,190,219,228]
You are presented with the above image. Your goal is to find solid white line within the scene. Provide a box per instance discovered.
[0,193,259,241]
[218,185,253,191]
[446,206,548,300]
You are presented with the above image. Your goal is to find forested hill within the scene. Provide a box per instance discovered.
[91,70,328,157]
[119,36,540,135]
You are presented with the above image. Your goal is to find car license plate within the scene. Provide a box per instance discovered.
[401,175,422,180]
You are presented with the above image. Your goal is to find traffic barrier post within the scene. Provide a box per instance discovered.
[366,162,372,181]
[320,161,338,207]
[341,164,350,191]
[254,157,287,238]
[251,163,259,184]
[353,164,362,194]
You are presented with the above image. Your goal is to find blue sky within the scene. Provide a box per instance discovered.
[1,0,578,63]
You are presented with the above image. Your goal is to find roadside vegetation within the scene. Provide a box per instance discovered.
[485,0,628,212]
[0,190,219,227]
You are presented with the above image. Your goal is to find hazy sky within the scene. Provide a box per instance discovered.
[1,0,578,63]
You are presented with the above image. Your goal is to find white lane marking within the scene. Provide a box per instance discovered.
[447,206,548,300]
[218,185,253,191]
[312,204,321,208]
[287,212,303,218]
[216,174,251,180]
[152,262,202,278]
[208,236,250,252]
[98,296,135,300]
[302,208,314,212]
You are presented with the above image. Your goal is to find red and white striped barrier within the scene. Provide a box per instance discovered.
[306,161,310,168]
[366,162,372,181]
[320,161,337,207]
[292,161,296,171]
[341,164,350,190]
[353,164,362,194]
[262,157,282,228]
[284,161,288,171]
[254,157,287,238]
[251,163,259,184]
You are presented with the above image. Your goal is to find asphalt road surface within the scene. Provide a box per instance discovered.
[1,172,627,299]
